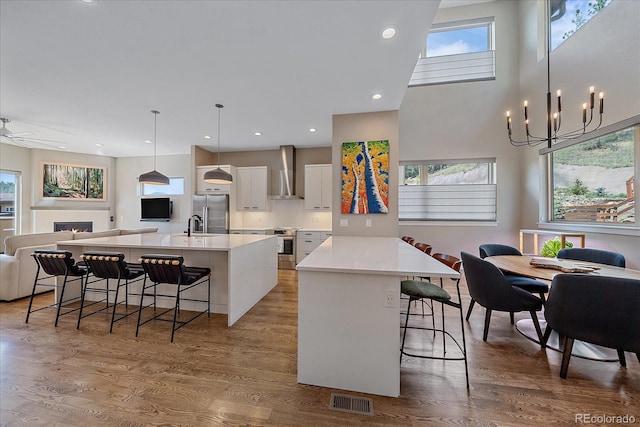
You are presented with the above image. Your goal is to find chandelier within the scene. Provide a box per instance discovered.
[506,0,604,149]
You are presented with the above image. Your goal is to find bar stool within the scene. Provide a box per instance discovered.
[136,254,211,343]
[26,250,87,326]
[400,252,469,388]
[76,252,146,332]
[401,236,415,245]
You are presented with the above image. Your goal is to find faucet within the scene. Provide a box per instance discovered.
[187,214,202,237]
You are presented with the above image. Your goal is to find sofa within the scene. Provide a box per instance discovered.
[0,228,158,301]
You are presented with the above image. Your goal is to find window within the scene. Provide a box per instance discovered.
[550,0,611,50]
[409,18,495,87]
[550,124,636,224]
[141,177,184,196]
[399,159,497,221]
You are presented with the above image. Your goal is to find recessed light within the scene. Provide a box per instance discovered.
[58,145,66,149]
[204,135,211,139]
[145,140,152,144]
[381,27,396,40]
[372,93,382,100]
[254,132,262,136]
[309,128,317,132]
[95,143,103,147]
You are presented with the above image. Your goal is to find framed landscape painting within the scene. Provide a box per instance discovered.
[41,162,106,200]
[341,140,389,214]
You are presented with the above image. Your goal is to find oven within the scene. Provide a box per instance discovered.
[274,228,297,270]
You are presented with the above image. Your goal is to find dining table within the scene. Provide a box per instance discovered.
[485,255,640,362]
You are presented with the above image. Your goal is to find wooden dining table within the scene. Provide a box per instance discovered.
[485,255,640,362]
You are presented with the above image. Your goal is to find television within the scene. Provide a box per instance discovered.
[141,197,172,222]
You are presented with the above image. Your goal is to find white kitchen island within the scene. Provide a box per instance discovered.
[296,236,460,397]
[57,233,278,326]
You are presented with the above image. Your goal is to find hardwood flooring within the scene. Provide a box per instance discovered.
[1,270,638,426]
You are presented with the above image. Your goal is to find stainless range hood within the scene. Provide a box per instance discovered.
[271,145,303,200]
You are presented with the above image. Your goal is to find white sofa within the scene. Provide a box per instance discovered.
[0,228,157,301]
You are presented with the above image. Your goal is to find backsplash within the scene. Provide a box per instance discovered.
[238,199,331,230]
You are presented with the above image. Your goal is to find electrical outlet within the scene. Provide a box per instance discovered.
[384,290,396,308]
[366,219,372,227]
[340,218,348,227]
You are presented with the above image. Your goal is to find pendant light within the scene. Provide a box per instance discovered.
[138,110,170,185]
[204,104,233,184]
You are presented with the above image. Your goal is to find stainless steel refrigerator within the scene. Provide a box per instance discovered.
[192,194,229,234]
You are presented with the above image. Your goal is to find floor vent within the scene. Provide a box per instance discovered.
[329,393,374,416]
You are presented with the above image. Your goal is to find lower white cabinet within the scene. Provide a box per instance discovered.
[230,229,275,235]
[296,230,332,264]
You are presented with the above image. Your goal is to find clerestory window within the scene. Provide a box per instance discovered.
[409,17,495,87]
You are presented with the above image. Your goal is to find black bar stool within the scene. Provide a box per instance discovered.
[136,254,211,343]
[400,253,469,388]
[26,250,87,326]
[77,252,146,332]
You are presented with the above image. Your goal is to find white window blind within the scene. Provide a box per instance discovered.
[409,50,495,87]
[399,184,497,221]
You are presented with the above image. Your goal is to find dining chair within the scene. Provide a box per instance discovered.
[467,244,549,323]
[557,248,625,267]
[26,250,87,326]
[544,274,640,378]
[136,254,211,343]
[76,252,146,332]
[400,252,469,388]
[460,252,545,346]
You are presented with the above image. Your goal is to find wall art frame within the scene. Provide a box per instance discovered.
[40,162,106,201]
[341,140,389,214]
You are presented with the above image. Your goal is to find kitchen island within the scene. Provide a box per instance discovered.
[57,233,278,326]
[296,236,460,397]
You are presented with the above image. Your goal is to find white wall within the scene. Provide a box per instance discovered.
[518,0,640,268]
[115,154,192,234]
[398,0,639,268]
[399,0,522,257]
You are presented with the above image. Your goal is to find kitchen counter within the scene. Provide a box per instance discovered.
[296,236,459,397]
[57,233,278,326]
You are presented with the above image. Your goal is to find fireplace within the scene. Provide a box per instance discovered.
[54,221,93,232]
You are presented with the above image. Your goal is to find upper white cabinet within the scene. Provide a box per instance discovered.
[237,166,269,211]
[304,164,332,211]
[196,165,235,194]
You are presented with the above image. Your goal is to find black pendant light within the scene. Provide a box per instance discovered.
[138,110,170,185]
[204,104,233,184]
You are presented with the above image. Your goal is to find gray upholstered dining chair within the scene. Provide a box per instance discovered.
[466,244,549,322]
[544,274,640,378]
[557,248,625,267]
[461,252,545,346]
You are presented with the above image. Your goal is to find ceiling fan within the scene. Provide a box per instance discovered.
[0,117,65,149]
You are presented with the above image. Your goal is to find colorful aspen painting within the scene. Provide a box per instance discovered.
[341,140,389,214]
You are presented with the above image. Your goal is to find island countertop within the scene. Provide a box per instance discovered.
[296,236,459,278]
[57,232,276,251]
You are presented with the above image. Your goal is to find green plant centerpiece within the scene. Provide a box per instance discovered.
[540,237,574,258]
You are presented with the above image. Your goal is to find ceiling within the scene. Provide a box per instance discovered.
[0,0,486,158]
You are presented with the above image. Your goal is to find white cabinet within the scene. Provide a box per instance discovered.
[230,229,274,235]
[296,230,332,263]
[196,165,235,194]
[304,164,332,211]
[237,166,269,211]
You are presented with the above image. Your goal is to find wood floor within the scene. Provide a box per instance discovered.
[1,270,638,426]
